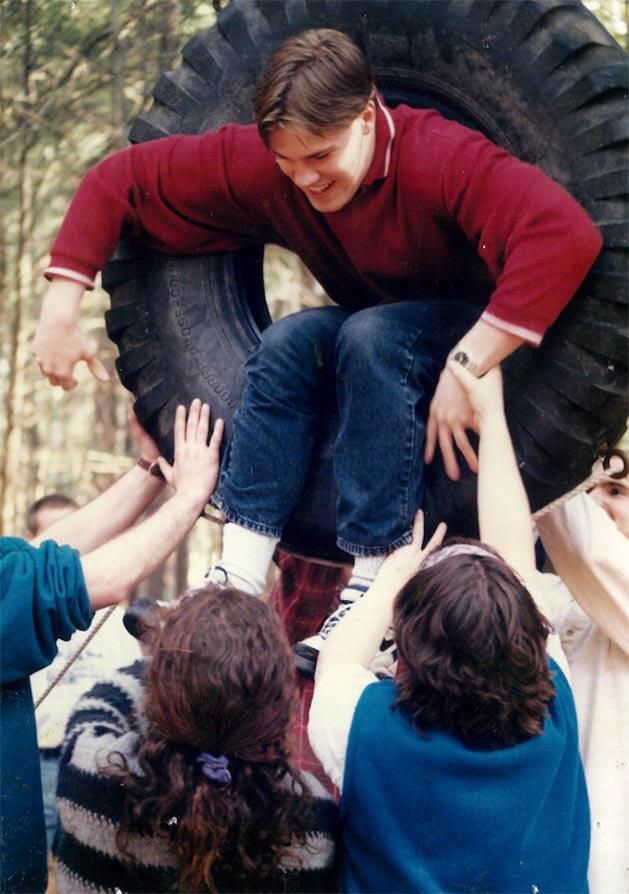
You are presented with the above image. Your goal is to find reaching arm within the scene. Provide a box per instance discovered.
[316,513,446,680]
[80,401,223,609]
[34,129,271,390]
[447,361,536,583]
[425,320,523,480]
[32,408,164,554]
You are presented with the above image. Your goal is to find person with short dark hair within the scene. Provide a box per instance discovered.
[54,586,338,894]
[33,29,601,674]
[308,359,588,893]
[26,493,78,538]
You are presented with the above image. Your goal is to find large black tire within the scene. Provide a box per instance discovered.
[104,0,628,562]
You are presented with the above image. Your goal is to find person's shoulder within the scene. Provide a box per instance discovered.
[72,657,148,721]
[393,103,482,145]
[0,536,31,557]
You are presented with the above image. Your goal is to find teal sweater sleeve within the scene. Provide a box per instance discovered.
[0,536,93,684]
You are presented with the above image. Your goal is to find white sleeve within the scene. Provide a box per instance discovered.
[528,571,572,681]
[308,664,377,792]
[537,493,629,655]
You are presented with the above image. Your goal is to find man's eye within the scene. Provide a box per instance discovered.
[314,152,330,160]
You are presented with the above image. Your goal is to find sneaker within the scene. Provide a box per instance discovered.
[293,598,356,678]
[293,590,398,680]
[202,564,230,587]
[370,631,398,679]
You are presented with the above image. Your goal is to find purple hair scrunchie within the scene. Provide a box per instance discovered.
[197,751,232,785]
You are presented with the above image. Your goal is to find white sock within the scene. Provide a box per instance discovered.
[217,523,279,596]
[340,554,386,603]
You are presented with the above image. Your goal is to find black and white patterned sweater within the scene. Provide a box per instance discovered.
[55,660,339,893]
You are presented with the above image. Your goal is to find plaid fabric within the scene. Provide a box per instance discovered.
[269,551,349,645]
[270,551,349,796]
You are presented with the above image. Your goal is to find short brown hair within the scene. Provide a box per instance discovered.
[393,539,555,750]
[26,492,78,536]
[254,28,374,145]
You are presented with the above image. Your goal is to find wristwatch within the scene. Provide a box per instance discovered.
[451,350,484,378]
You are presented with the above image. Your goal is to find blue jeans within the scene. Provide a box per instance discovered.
[214,301,481,555]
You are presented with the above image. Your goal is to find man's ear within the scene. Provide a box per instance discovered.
[361,100,376,133]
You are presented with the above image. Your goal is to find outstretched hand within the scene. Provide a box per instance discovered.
[378,510,447,587]
[155,400,224,510]
[446,360,504,430]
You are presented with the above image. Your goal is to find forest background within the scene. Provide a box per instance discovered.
[2,0,627,597]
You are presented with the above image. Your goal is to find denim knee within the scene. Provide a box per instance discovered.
[254,308,346,380]
[336,307,385,362]
[336,305,418,377]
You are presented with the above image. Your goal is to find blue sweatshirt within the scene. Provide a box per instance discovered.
[341,664,589,893]
[1,537,92,894]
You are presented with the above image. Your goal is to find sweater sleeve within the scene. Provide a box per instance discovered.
[537,493,629,654]
[415,116,603,344]
[0,537,93,684]
[46,125,277,286]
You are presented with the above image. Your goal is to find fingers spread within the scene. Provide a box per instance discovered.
[185,398,202,441]
[411,509,425,543]
[425,522,447,555]
[209,417,224,451]
[438,425,460,481]
[196,402,211,444]
[174,404,186,447]
[453,426,478,474]
[424,414,438,463]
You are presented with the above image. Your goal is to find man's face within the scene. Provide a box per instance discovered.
[589,473,629,539]
[269,102,376,213]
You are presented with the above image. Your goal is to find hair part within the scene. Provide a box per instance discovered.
[393,539,555,749]
[254,28,375,145]
[108,586,313,892]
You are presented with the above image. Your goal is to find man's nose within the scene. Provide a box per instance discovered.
[293,165,319,188]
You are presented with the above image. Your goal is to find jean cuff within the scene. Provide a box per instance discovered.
[336,530,413,557]
[211,493,284,539]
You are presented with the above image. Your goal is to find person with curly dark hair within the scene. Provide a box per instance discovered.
[54,586,338,894]
[309,359,589,893]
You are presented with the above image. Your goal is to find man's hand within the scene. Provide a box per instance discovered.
[424,366,479,480]
[155,399,224,510]
[32,278,109,390]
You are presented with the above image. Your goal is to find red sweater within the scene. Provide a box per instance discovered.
[47,101,602,345]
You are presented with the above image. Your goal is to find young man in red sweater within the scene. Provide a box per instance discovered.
[33,29,601,675]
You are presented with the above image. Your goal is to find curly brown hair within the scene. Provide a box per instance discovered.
[109,586,313,892]
[393,539,555,750]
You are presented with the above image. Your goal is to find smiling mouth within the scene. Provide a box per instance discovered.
[307,181,333,195]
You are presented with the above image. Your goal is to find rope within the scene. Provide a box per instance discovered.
[532,474,598,522]
[532,448,627,522]
[34,604,118,710]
